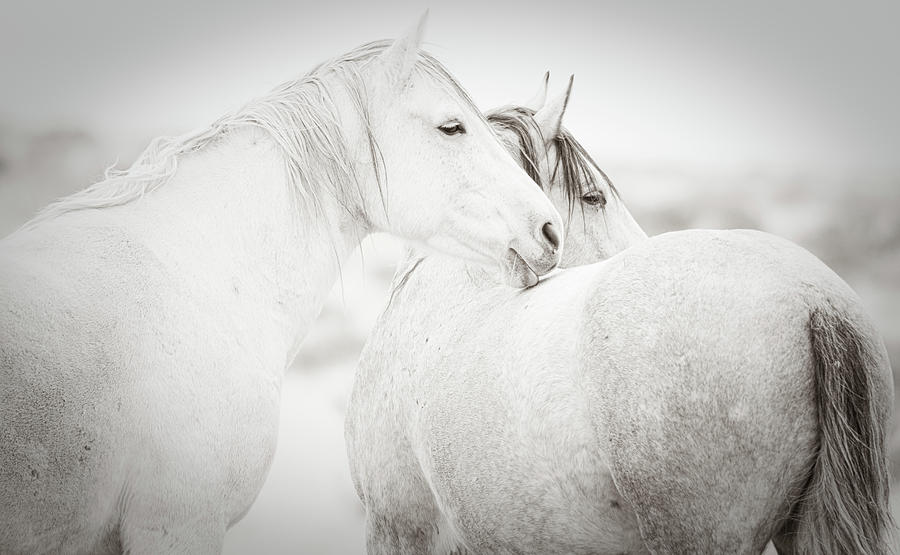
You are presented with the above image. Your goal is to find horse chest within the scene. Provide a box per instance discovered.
[177,352,283,518]
[114,310,285,527]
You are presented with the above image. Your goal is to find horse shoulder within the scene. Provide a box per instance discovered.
[347,291,444,550]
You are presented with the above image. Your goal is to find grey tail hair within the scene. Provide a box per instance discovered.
[782,302,893,554]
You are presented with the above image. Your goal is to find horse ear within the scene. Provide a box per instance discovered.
[523,71,550,112]
[533,74,574,144]
[380,11,428,89]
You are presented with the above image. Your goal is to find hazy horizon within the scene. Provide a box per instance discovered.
[2,1,899,177]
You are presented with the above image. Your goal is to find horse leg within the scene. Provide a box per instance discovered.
[364,511,437,555]
[120,522,224,555]
[119,502,225,555]
[600,390,809,555]
[355,457,462,554]
[356,464,456,554]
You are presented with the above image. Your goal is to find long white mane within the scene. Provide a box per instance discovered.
[19,40,484,231]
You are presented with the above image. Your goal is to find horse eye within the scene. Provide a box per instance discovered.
[581,190,607,207]
[438,121,466,136]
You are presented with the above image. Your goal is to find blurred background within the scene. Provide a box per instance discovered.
[1,0,898,552]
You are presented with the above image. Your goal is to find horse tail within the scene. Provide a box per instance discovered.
[781,302,893,554]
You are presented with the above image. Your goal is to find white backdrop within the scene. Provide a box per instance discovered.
[1,1,898,553]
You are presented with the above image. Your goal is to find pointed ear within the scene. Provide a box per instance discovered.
[379,11,428,89]
[523,71,550,112]
[533,74,573,145]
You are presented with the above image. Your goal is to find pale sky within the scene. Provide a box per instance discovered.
[2,0,898,175]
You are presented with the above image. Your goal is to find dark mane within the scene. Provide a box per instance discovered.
[486,106,618,218]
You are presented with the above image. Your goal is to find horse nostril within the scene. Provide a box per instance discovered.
[541,222,560,251]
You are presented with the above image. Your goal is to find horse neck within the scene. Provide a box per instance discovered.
[120,126,362,368]
[392,246,496,306]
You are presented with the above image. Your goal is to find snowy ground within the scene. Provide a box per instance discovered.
[222,367,366,554]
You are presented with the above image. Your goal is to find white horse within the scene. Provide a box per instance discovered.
[0,19,565,554]
[345,78,895,554]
